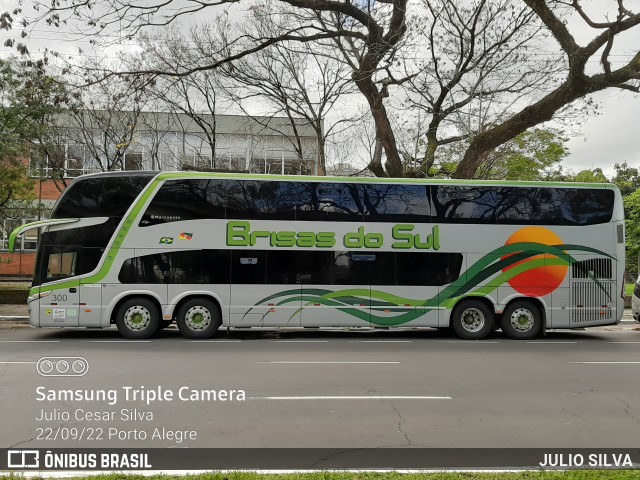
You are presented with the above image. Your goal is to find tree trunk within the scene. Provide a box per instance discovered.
[421,130,438,177]
[454,83,583,178]
[355,76,404,178]
[316,129,326,176]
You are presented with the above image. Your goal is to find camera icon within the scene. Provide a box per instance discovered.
[37,357,89,377]
[7,450,39,468]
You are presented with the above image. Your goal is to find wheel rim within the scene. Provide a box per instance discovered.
[509,307,535,332]
[124,306,152,331]
[459,307,485,333]
[184,306,212,331]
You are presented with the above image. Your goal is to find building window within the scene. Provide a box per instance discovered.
[1,217,44,252]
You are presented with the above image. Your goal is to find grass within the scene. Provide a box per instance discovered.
[625,283,635,297]
[0,281,29,304]
[3,472,640,480]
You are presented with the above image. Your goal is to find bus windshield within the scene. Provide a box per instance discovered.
[32,172,157,287]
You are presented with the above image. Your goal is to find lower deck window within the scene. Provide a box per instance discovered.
[118,249,463,286]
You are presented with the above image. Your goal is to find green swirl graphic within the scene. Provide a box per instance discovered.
[246,242,613,326]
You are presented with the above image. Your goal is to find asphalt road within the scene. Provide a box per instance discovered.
[1,323,640,450]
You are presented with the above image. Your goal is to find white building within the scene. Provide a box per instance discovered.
[31,110,321,178]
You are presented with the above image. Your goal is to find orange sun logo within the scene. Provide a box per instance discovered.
[503,226,568,297]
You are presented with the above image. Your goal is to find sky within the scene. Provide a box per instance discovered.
[565,88,639,177]
[0,0,638,178]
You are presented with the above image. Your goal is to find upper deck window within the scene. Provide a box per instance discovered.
[52,174,155,219]
[140,178,615,227]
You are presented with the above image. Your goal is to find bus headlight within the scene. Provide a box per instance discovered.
[27,291,51,303]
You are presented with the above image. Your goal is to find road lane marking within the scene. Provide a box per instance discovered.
[269,340,330,343]
[351,340,412,343]
[436,340,498,344]
[607,342,640,344]
[520,341,578,344]
[1,340,60,343]
[571,361,640,364]
[255,361,399,364]
[87,340,151,343]
[186,340,243,343]
[250,395,451,400]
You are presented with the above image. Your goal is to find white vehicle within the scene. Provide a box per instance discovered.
[632,276,640,321]
[10,171,626,340]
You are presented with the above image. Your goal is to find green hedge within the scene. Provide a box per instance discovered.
[0,288,28,304]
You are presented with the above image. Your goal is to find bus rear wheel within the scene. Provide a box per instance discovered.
[177,298,221,339]
[115,298,160,339]
[450,300,494,340]
[501,300,542,340]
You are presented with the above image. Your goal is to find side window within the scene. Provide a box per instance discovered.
[167,250,203,283]
[202,250,231,284]
[296,251,333,284]
[118,251,204,284]
[331,251,375,285]
[78,247,105,276]
[395,252,463,286]
[555,189,614,226]
[364,184,431,222]
[43,247,78,282]
[296,183,363,222]
[231,250,266,284]
[497,188,614,225]
[432,186,499,224]
[265,251,333,284]
[141,179,300,225]
[118,254,170,284]
[265,251,298,285]
[141,179,215,226]
[367,252,396,286]
[496,187,546,224]
[52,176,153,219]
[222,181,296,220]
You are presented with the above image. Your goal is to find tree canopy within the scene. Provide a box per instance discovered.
[0,57,67,218]
[3,0,639,178]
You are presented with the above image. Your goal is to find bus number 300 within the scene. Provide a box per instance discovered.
[52,294,68,302]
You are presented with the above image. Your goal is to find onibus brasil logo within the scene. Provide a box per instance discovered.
[246,226,612,326]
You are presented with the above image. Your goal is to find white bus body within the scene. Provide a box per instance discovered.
[14,171,625,340]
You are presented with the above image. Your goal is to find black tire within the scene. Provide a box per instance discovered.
[501,300,543,340]
[450,299,494,340]
[115,297,160,339]
[177,298,221,339]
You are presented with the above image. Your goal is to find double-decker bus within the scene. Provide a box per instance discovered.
[10,171,625,340]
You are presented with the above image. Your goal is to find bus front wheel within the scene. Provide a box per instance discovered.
[501,300,542,340]
[115,298,160,339]
[450,300,494,340]
[177,298,221,339]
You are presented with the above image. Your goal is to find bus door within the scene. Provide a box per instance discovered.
[39,283,81,327]
[36,246,80,327]
[300,252,372,328]
[229,250,302,327]
[39,244,109,327]
[231,284,302,327]
[78,282,103,327]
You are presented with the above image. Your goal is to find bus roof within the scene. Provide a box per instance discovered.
[62,170,619,192]
[116,170,616,191]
